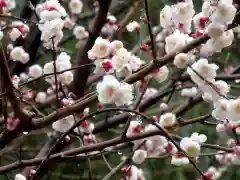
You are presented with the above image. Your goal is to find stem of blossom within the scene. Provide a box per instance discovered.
[121,78,152,140]
[152,121,208,180]
[143,0,157,61]
[51,38,60,108]
[101,159,128,180]
[166,69,185,104]
[186,64,229,99]
[0,14,39,24]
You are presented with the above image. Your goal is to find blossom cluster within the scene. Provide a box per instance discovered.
[126,117,207,167]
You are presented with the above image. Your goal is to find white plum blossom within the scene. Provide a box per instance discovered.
[38,18,64,47]
[206,22,226,39]
[159,5,173,28]
[180,137,200,157]
[69,0,83,14]
[159,112,176,128]
[35,92,47,103]
[124,166,145,180]
[187,58,218,85]
[132,149,147,164]
[202,1,214,17]
[28,64,43,78]
[88,37,111,59]
[73,26,88,40]
[12,75,20,89]
[96,75,133,106]
[64,17,75,29]
[110,40,123,54]
[126,21,140,32]
[36,0,66,49]
[199,80,230,102]
[9,28,21,41]
[37,0,67,22]
[44,62,54,74]
[171,2,195,24]
[59,71,74,85]
[96,75,120,104]
[10,46,29,64]
[113,82,133,106]
[212,98,229,121]
[190,132,207,143]
[210,1,236,25]
[151,66,169,83]
[174,53,189,69]
[165,30,192,54]
[181,87,198,98]
[171,154,190,166]
[56,52,71,71]
[52,115,74,133]
[60,71,73,85]
[19,72,29,82]
[159,103,168,111]
[112,48,131,69]
[227,99,240,122]
[14,174,26,180]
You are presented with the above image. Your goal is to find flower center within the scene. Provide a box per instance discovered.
[107,87,113,97]
[72,2,80,8]
[186,146,197,155]
[115,43,122,50]
[220,104,227,111]
[99,44,106,51]
[163,117,173,127]
[235,103,240,114]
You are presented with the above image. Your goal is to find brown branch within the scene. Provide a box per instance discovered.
[69,0,112,98]
[0,128,233,173]
[0,45,30,149]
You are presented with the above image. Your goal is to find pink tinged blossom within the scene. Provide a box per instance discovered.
[171,153,189,166]
[35,92,47,103]
[11,75,20,88]
[101,59,114,73]
[9,28,22,41]
[127,120,142,137]
[6,116,20,131]
[126,21,140,32]
[151,65,169,83]
[61,98,70,106]
[83,134,95,145]
[74,120,95,134]
[64,18,75,29]
[22,90,35,100]
[83,107,89,116]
